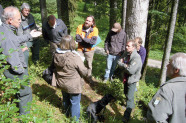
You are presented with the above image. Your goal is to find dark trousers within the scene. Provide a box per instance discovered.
[26,39,40,64]
[123,82,136,120]
[4,69,32,115]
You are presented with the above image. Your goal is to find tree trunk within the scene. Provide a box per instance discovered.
[141,0,154,81]
[39,0,47,25]
[110,0,117,30]
[125,0,149,46]
[56,0,62,19]
[60,0,70,34]
[159,0,179,85]
[121,0,127,31]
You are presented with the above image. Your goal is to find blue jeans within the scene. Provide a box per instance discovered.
[104,54,120,80]
[62,91,81,121]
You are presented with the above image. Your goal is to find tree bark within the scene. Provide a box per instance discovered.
[159,0,179,85]
[141,0,154,81]
[121,0,127,31]
[39,0,47,25]
[56,0,62,19]
[125,0,149,46]
[110,0,117,30]
[60,0,70,34]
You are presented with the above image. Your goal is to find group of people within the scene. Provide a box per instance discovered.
[0,3,186,123]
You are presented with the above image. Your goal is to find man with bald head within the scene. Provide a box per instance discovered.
[147,53,186,123]
[103,22,126,82]
[0,6,41,115]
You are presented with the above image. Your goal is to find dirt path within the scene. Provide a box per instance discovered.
[94,47,162,68]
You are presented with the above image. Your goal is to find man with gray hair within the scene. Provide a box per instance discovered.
[17,3,40,64]
[0,6,41,115]
[147,53,186,123]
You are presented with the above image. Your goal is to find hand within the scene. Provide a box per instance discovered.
[106,50,109,55]
[22,47,28,52]
[120,58,124,63]
[30,30,42,38]
[81,33,84,39]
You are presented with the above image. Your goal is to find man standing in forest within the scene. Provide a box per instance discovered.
[117,40,142,123]
[76,15,98,82]
[17,3,40,64]
[42,15,68,55]
[0,6,41,115]
[103,22,126,82]
[147,53,186,123]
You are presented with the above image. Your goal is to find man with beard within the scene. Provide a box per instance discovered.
[117,40,142,123]
[76,15,98,81]
[147,53,186,123]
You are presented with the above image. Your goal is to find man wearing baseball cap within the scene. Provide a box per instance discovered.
[104,22,127,82]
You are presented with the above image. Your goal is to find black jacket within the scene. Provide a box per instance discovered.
[42,19,67,43]
[104,29,126,55]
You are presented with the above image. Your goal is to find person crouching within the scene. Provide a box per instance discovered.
[52,35,89,121]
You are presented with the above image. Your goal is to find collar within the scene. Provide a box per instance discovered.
[48,20,56,29]
[127,49,137,57]
[2,23,17,32]
[161,77,186,86]
[21,14,28,21]
[56,48,85,61]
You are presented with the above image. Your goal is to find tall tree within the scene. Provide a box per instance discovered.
[40,0,47,25]
[159,0,179,85]
[141,0,154,80]
[58,0,77,34]
[110,0,117,29]
[60,0,70,33]
[121,0,127,30]
[56,0,62,19]
[125,0,149,46]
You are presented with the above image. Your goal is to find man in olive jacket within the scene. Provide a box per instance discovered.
[117,40,142,123]
[147,53,186,123]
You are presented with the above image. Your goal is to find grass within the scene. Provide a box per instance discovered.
[21,48,160,122]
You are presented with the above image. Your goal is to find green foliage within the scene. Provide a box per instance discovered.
[29,43,52,77]
[0,48,31,122]
[172,26,186,53]
[149,50,164,60]
[136,81,158,107]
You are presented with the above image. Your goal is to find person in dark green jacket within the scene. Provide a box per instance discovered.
[117,39,142,123]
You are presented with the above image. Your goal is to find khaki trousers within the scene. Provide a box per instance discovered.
[77,50,95,76]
